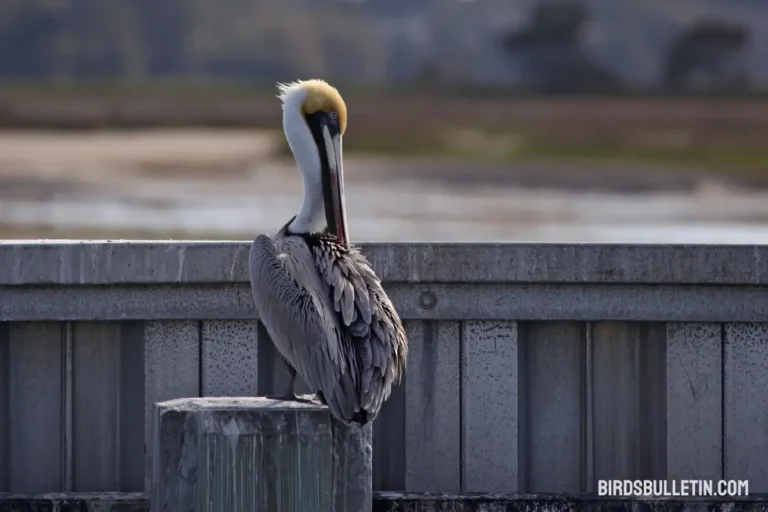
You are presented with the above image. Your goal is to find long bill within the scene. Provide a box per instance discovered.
[321,124,349,246]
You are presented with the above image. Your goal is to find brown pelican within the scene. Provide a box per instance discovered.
[248,79,407,425]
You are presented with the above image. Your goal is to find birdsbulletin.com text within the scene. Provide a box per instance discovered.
[598,480,749,497]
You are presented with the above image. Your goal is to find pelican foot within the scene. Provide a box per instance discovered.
[265,393,300,402]
[293,393,324,405]
[265,393,320,405]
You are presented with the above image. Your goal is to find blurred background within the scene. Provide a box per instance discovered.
[1,0,768,243]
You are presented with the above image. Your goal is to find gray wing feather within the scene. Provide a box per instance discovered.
[249,235,342,401]
[310,242,407,422]
[250,233,407,424]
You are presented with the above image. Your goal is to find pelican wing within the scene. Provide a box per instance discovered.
[310,236,407,423]
[249,234,344,404]
[249,233,406,424]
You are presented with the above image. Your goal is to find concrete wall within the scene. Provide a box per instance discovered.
[0,241,767,495]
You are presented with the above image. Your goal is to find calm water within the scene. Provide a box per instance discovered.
[3,172,768,243]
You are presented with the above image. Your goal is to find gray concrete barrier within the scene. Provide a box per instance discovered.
[1,241,767,495]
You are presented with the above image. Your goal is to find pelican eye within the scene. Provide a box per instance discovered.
[329,111,338,123]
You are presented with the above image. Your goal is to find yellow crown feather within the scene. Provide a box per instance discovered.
[277,79,347,135]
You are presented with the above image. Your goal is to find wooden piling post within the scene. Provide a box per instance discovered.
[151,397,372,512]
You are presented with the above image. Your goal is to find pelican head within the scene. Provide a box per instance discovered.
[278,79,349,245]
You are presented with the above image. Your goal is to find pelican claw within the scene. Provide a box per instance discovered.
[265,393,321,406]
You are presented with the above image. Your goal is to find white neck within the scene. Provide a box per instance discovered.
[281,92,325,234]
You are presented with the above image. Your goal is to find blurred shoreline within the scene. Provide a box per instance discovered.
[2,129,768,243]
[1,88,767,181]
[3,84,768,243]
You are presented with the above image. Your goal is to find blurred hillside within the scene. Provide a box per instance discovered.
[0,0,766,91]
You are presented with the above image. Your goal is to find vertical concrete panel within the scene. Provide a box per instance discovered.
[119,321,145,492]
[372,373,406,492]
[257,322,311,396]
[6,322,64,493]
[62,324,73,492]
[201,320,259,396]
[666,323,723,480]
[71,322,121,491]
[405,320,461,492]
[461,320,518,492]
[143,320,200,491]
[724,323,768,486]
[518,322,585,493]
[0,323,8,492]
[591,322,667,490]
